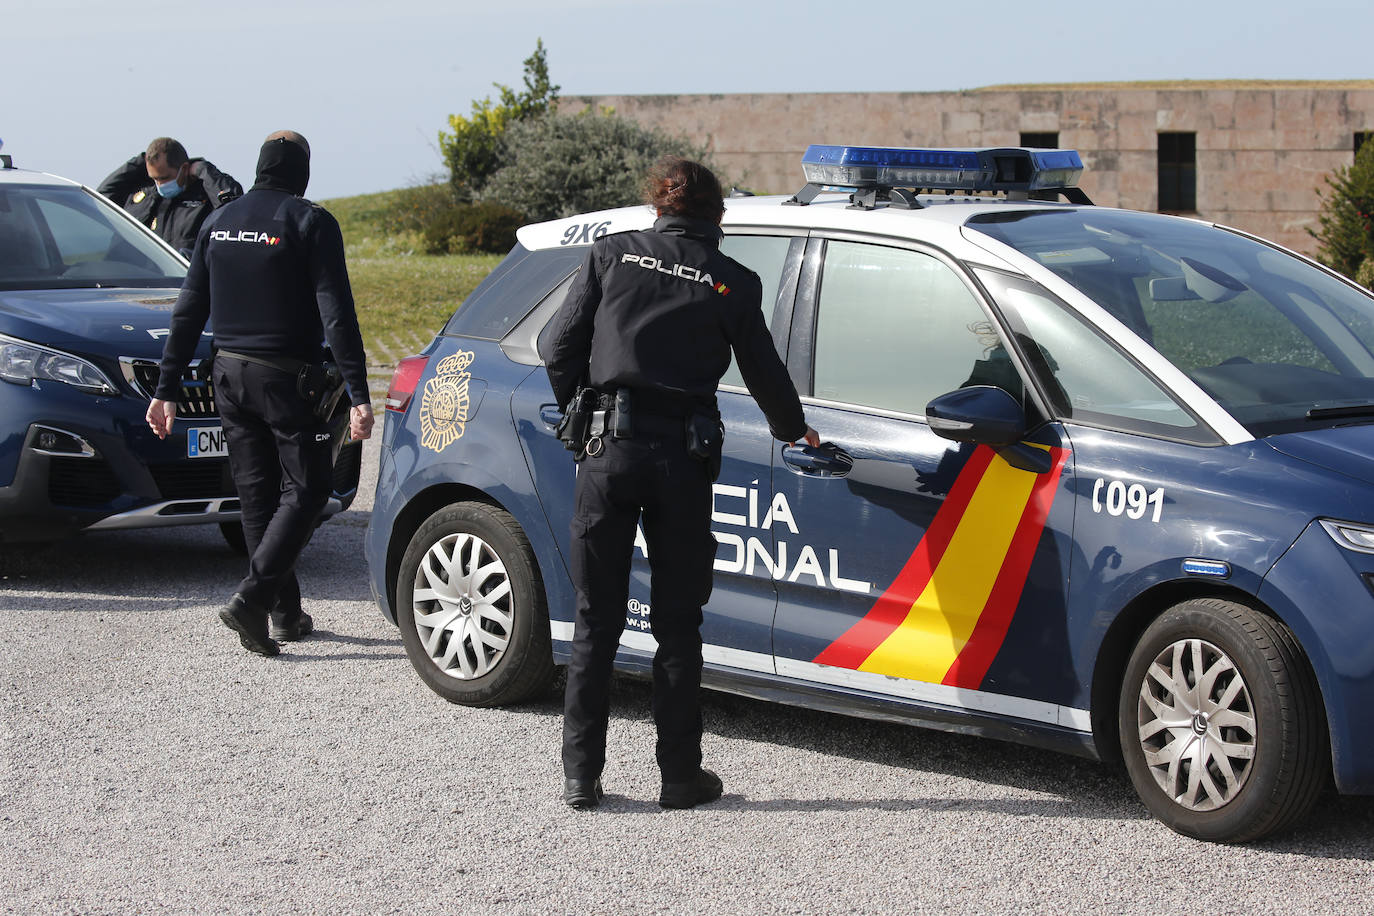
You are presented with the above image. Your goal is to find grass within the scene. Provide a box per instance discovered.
[319,189,504,389]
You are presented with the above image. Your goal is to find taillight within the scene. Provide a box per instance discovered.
[385,355,429,413]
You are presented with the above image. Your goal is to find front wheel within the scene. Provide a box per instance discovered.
[396,502,554,707]
[1118,598,1328,843]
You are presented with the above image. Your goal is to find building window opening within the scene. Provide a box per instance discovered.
[1356,132,1372,155]
[1020,132,1059,149]
[1158,132,1197,213]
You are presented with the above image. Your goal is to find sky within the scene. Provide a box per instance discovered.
[5,0,1372,201]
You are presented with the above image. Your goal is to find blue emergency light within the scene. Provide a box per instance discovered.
[789,144,1089,208]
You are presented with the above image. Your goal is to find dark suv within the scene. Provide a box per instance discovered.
[0,156,361,549]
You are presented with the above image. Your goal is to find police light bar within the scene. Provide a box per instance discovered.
[799,145,1084,194]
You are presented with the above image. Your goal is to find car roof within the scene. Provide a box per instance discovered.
[516,192,1092,269]
[0,165,83,189]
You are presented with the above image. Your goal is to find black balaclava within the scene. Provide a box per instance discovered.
[251,137,310,196]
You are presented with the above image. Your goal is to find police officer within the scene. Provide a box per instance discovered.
[542,156,819,810]
[145,131,373,657]
[98,137,243,256]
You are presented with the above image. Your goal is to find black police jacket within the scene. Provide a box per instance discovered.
[542,215,807,443]
[153,146,369,409]
[97,154,243,255]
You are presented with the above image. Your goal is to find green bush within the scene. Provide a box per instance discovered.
[1358,258,1374,291]
[379,183,463,235]
[420,201,525,255]
[439,40,558,200]
[1310,140,1374,280]
[478,108,716,223]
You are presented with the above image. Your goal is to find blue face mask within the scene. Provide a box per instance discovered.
[155,179,183,199]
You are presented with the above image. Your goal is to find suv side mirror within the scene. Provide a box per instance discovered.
[925,385,1051,473]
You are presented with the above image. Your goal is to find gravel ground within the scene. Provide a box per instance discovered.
[3,436,1374,915]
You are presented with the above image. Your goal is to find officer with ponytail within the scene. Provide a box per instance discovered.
[543,156,819,810]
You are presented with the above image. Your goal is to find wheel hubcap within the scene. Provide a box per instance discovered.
[410,532,513,680]
[1136,637,1256,812]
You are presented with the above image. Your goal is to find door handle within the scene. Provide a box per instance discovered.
[781,441,854,478]
[539,405,564,429]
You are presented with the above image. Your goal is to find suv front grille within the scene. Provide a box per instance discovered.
[122,358,218,419]
[150,461,235,500]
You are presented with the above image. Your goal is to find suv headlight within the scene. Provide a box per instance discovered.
[1319,518,1374,554]
[0,333,118,395]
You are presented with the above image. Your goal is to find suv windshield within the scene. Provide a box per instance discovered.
[966,209,1374,437]
[0,184,186,291]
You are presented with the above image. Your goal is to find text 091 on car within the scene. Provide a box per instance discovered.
[366,144,1374,843]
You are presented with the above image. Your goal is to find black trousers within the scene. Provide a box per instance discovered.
[562,430,717,783]
[213,357,334,616]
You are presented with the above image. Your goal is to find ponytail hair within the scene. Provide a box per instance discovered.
[644,156,724,223]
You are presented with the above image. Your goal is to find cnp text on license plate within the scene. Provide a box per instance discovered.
[187,426,228,458]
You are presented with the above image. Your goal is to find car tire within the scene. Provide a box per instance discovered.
[1118,597,1328,843]
[396,502,554,707]
[219,521,248,555]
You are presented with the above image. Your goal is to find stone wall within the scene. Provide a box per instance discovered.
[562,84,1374,257]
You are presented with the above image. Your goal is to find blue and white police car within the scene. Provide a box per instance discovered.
[0,148,362,550]
[365,144,1374,842]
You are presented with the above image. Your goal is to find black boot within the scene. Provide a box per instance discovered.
[219,594,280,657]
[659,769,722,809]
[563,777,604,810]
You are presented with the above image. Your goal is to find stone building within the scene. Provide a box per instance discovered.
[563,81,1374,258]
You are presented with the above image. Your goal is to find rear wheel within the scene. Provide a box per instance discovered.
[396,502,554,707]
[219,521,247,555]
[1118,598,1328,843]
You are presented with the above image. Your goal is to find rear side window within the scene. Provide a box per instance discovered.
[442,244,584,340]
[719,234,794,389]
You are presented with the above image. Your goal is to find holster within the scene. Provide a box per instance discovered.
[686,411,725,481]
[555,387,600,459]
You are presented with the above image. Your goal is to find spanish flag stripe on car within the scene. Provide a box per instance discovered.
[942,450,1067,688]
[813,445,994,671]
[814,444,1067,690]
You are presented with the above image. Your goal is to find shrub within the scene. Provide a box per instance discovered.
[1358,257,1374,291]
[478,108,716,223]
[420,201,525,255]
[1310,140,1374,280]
[438,40,558,200]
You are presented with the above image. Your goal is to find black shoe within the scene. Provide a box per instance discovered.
[219,595,280,657]
[659,768,723,809]
[269,610,314,642]
[563,777,604,810]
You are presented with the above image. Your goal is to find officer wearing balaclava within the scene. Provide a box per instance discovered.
[146,130,374,657]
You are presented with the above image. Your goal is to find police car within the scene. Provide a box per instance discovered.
[0,147,361,549]
[365,144,1374,842]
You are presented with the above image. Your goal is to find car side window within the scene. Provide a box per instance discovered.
[718,235,791,389]
[976,268,1209,440]
[812,240,998,414]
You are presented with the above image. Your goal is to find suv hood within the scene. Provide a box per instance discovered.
[0,287,210,359]
[1266,425,1374,487]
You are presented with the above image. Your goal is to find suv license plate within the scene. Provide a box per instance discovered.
[187,426,228,458]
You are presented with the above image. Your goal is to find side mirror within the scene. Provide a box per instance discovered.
[926,385,1026,446]
[925,386,1051,474]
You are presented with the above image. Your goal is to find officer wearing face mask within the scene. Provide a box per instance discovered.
[98,137,242,256]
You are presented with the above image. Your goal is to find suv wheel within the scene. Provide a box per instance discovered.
[396,502,554,707]
[1118,598,1328,842]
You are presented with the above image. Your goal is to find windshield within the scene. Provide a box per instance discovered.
[966,208,1374,436]
[0,184,186,291]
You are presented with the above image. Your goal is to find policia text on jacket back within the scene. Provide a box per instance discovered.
[541,156,819,811]
[146,131,374,658]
